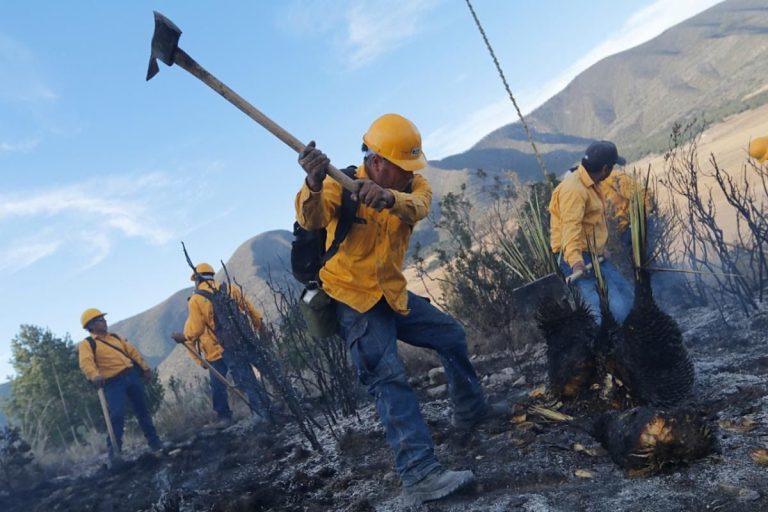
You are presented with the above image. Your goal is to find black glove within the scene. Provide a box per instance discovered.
[170,332,187,344]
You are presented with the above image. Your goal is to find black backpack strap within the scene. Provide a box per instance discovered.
[87,334,142,368]
[322,166,363,266]
[194,289,215,302]
[193,288,223,335]
[87,336,97,355]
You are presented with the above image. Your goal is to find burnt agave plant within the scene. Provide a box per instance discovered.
[537,292,598,400]
[617,186,694,406]
[591,406,714,476]
[618,270,695,406]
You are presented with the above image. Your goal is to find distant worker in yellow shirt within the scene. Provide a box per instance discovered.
[600,169,655,247]
[749,136,768,163]
[171,263,270,428]
[78,308,164,458]
[550,141,634,323]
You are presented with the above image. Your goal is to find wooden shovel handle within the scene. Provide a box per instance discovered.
[178,341,258,414]
[97,387,120,453]
[173,48,356,192]
[565,256,605,283]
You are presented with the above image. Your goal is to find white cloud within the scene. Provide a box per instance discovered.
[0,34,57,102]
[77,230,112,271]
[0,240,61,273]
[0,139,39,153]
[276,0,439,69]
[343,0,439,69]
[0,184,172,244]
[275,0,341,36]
[426,0,723,159]
[0,173,180,274]
[424,97,514,160]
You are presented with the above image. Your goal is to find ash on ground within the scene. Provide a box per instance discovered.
[3,301,768,512]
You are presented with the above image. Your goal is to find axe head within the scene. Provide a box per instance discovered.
[146,11,182,81]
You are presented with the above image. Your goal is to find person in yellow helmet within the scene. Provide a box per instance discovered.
[295,113,504,505]
[78,308,164,457]
[749,136,768,163]
[171,263,269,428]
[550,141,634,323]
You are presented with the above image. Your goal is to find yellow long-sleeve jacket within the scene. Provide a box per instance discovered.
[549,165,608,267]
[78,333,149,381]
[183,280,263,364]
[295,163,432,315]
[599,171,654,232]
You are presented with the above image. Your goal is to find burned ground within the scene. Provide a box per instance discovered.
[2,302,767,512]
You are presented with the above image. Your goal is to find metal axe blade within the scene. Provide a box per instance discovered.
[146,11,182,81]
[143,11,357,193]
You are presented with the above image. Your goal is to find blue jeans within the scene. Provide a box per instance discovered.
[103,367,160,451]
[560,253,634,323]
[208,358,232,420]
[337,292,486,486]
[221,349,270,416]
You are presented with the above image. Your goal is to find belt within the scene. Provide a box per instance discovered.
[106,366,135,383]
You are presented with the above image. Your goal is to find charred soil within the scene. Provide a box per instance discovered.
[3,302,768,512]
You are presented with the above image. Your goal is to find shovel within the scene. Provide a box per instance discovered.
[145,11,355,192]
[96,387,123,466]
[512,260,598,316]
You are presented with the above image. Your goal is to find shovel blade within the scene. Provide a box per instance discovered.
[512,273,568,316]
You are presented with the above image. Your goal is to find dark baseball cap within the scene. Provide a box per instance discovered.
[582,140,626,169]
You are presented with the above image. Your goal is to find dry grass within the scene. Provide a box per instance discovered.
[152,374,253,438]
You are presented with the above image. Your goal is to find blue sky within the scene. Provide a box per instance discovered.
[0,0,721,382]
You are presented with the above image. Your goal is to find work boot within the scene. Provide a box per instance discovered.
[451,400,511,431]
[402,468,475,506]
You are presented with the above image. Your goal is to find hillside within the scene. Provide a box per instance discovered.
[155,230,298,383]
[435,0,768,176]
[110,288,192,367]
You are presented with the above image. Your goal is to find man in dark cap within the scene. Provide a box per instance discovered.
[549,141,634,322]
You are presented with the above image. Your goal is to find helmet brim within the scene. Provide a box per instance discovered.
[83,313,106,329]
[389,153,428,172]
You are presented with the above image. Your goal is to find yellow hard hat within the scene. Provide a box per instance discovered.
[81,308,106,329]
[363,113,428,172]
[749,136,768,163]
[190,262,215,281]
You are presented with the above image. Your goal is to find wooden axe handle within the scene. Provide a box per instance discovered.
[97,387,120,453]
[172,48,356,192]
